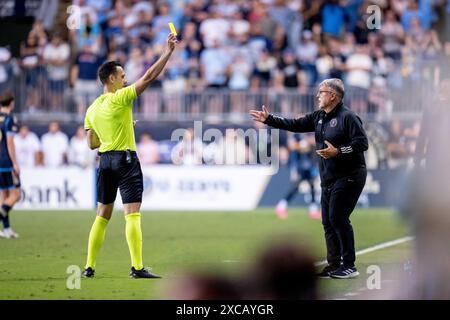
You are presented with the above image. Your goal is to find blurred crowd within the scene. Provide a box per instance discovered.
[0,0,450,117]
[16,118,421,169]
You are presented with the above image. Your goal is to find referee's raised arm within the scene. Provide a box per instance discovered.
[134,33,178,96]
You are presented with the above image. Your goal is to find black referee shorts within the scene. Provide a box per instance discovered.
[97,151,143,204]
[0,170,21,190]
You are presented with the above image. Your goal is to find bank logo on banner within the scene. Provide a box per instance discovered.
[16,168,94,210]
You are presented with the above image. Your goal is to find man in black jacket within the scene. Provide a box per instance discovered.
[250,78,368,279]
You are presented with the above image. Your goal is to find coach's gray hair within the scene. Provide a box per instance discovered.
[319,78,345,99]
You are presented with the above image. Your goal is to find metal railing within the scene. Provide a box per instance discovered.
[8,68,432,123]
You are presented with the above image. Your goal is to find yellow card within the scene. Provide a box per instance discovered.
[169,22,177,36]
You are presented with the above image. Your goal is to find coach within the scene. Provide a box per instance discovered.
[250,78,368,279]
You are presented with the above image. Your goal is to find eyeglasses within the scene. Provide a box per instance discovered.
[318,90,334,95]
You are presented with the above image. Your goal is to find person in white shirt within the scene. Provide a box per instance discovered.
[42,33,70,110]
[41,121,69,167]
[137,133,160,165]
[68,125,97,168]
[199,11,230,48]
[14,125,41,167]
[345,45,373,114]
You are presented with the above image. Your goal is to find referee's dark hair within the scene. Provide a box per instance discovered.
[98,61,122,85]
[0,91,14,107]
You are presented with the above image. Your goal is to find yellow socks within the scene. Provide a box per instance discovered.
[85,216,109,269]
[125,213,143,270]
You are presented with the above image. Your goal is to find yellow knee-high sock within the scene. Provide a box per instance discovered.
[85,216,109,269]
[125,213,143,270]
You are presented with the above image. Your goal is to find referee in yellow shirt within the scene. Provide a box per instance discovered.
[82,33,177,279]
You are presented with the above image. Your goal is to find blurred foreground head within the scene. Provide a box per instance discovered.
[165,240,317,300]
[243,240,318,300]
[400,78,450,299]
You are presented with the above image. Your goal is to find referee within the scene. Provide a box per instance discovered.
[82,33,177,279]
[250,78,368,279]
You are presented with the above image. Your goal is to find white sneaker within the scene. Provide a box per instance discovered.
[3,228,19,239]
[0,230,7,238]
[275,199,288,219]
[308,203,321,220]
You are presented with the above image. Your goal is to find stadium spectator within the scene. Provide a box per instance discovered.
[276,0,304,48]
[247,1,282,47]
[229,11,250,42]
[296,30,319,86]
[124,47,145,85]
[380,10,406,61]
[171,128,204,165]
[14,126,41,168]
[35,0,59,31]
[74,11,103,54]
[137,133,160,165]
[141,46,164,117]
[71,45,103,116]
[43,33,70,110]
[321,0,347,39]
[68,126,97,168]
[275,132,319,220]
[251,49,277,89]
[152,2,176,46]
[20,34,42,113]
[275,48,307,90]
[126,8,153,46]
[275,48,308,114]
[28,21,49,48]
[200,39,231,89]
[401,0,435,32]
[199,10,230,48]
[0,47,13,94]
[162,46,189,114]
[386,119,411,167]
[315,45,334,82]
[3,0,449,135]
[345,44,373,113]
[41,121,69,167]
[181,22,202,59]
[228,53,252,91]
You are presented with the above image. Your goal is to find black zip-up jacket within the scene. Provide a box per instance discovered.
[264,102,368,186]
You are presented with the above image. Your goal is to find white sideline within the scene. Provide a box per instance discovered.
[222,236,414,265]
[314,236,415,267]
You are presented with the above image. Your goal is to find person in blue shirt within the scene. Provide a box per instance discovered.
[0,92,21,239]
[275,131,319,219]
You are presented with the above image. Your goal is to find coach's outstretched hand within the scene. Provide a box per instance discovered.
[167,32,178,51]
[249,105,269,123]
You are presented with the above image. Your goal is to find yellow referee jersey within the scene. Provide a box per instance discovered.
[84,84,137,152]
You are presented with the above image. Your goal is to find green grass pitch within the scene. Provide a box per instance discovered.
[0,208,412,300]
